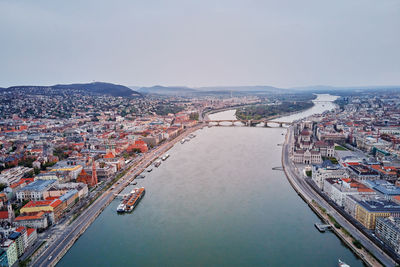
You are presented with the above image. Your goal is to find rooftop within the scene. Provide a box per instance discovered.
[17,179,56,192]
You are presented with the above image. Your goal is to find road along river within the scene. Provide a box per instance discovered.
[58,94,364,267]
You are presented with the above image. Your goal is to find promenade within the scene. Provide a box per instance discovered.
[282,126,396,267]
[31,124,204,267]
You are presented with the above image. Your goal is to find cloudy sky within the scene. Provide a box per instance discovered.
[0,0,399,88]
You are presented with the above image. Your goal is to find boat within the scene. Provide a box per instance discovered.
[185,137,190,142]
[161,154,170,161]
[338,259,350,267]
[116,187,145,213]
[130,181,137,185]
[125,187,146,212]
[189,133,196,139]
[116,203,126,213]
[136,174,145,179]
[154,160,161,167]
[180,139,185,144]
[147,168,153,172]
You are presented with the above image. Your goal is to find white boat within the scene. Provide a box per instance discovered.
[185,138,190,142]
[117,203,126,213]
[338,259,350,267]
[161,154,170,161]
[180,139,185,144]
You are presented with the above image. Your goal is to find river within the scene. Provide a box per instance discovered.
[58,94,364,267]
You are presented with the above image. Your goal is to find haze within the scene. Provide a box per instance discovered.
[0,0,399,88]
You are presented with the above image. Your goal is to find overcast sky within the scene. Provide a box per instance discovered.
[0,0,399,88]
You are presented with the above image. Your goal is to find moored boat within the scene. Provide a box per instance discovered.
[161,154,170,161]
[338,259,350,267]
[154,160,161,167]
[125,187,146,212]
[117,203,126,213]
[137,174,145,179]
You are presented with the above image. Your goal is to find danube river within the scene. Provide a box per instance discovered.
[59,94,364,267]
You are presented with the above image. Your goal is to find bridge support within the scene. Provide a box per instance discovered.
[279,123,283,127]
[264,122,269,127]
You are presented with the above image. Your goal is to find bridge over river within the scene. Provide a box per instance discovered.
[204,119,292,127]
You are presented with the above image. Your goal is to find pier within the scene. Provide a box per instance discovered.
[314,222,332,232]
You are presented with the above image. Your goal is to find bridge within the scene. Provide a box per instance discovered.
[204,119,293,127]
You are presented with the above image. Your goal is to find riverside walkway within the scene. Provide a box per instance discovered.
[282,126,396,267]
[31,124,204,267]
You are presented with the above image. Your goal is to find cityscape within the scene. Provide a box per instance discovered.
[1,1,400,267]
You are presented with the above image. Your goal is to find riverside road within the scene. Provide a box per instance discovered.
[282,126,396,267]
[31,125,203,267]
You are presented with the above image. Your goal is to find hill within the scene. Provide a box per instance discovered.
[3,82,142,97]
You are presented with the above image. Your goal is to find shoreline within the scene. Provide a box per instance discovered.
[31,124,205,266]
[281,126,394,267]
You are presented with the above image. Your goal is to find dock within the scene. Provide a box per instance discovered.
[315,222,332,232]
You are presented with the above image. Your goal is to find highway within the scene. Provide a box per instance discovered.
[31,125,203,267]
[282,126,396,267]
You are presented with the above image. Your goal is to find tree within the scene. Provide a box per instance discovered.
[189,112,199,121]
[0,183,7,191]
[34,167,40,175]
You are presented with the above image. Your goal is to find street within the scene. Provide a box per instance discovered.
[282,126,396,267]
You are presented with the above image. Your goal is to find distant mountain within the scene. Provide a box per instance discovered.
[3,82,142,97]
[196,85,285,92]
[137,85,197,95]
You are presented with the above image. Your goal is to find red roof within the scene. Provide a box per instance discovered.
[347,162,360,166]
[104,151,115,159]
[23,199,62,209]
[15,211,46,221]
[27,228,36,236]
[16,226,26,233]
[0,211,8,219]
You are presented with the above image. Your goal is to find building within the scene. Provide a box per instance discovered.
[0,240,17,267]
[127,140,148,153]
[15,226,28,253]
[16,179,57,202]
[323,178,375,207]
[348,164,380,180]
[8,231,25,257]
[26,228,37,247]
[354,199,400,229]
[0,249,8,267]
[20,199,64,223]
[375,216,400,255]
[14,211,49,229]
[59,189,79,209]
[76,162,98,187]
[363,180,400,199]
[0,203,14,223]
[312,160,348,189]
[293,149,322,165]
[0,166,33,186]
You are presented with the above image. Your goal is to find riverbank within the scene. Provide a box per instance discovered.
[32,123,206,267]
[281,126,392,267]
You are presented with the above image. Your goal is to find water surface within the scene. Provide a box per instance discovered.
[59,94,362,267]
